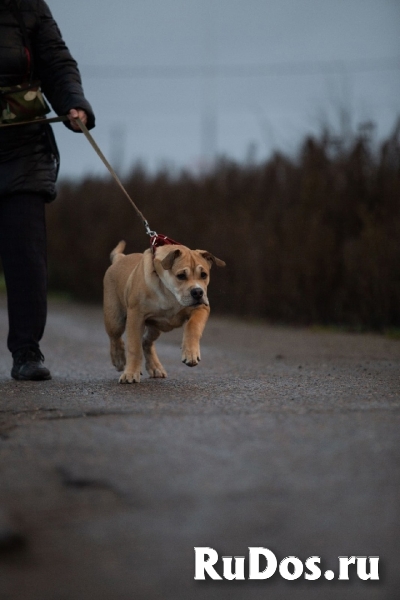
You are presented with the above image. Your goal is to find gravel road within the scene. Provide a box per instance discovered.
[0,296,399,600]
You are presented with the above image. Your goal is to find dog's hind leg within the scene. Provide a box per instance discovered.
[143,325,167,378]
[104,286,126,371]
[108,318,126,372]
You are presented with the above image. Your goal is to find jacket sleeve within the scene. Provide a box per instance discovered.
[31,0,95,130]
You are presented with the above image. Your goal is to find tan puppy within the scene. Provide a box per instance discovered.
[104,241,225,383]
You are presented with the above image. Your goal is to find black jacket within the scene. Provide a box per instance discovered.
[0,0,95,200]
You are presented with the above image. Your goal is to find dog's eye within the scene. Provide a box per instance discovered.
[176,273,187,281]
[200,272,208,279]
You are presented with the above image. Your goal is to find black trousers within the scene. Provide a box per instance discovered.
[0,193,47,355]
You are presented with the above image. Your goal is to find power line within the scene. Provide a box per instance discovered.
[81,57,400,79]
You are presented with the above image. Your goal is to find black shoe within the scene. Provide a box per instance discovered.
[11,348,51,381]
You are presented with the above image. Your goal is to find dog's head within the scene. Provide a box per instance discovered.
[153,245,225,307]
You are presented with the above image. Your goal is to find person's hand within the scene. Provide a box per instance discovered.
[68,108,87,131]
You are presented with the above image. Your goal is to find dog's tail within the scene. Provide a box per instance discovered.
[110,240,126,264]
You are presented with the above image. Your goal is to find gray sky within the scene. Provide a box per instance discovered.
[48,0,400,178]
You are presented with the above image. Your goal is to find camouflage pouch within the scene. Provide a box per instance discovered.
[0,81,50,124]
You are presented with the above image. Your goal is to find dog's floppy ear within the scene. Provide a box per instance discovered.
[197,251,226,268]
[160,248,182,270]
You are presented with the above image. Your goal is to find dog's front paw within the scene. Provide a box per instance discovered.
[182,347,201,367]
[119,370,141,384]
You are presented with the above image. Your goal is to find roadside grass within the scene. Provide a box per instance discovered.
[383,328,400,341]
[311,323,400,340]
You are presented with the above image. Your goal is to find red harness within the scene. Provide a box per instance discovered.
[150,233,182,254]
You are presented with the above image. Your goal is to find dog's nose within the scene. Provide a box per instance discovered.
[191,287,204,300]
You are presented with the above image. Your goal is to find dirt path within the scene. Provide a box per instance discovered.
[0,297,399,600]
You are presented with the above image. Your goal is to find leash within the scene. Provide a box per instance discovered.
[0,114,181,251]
